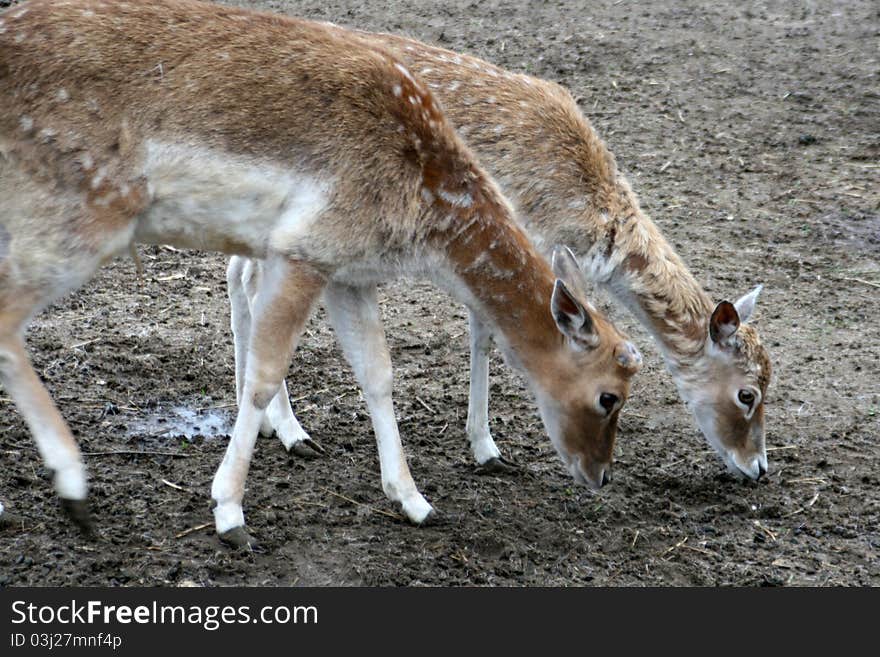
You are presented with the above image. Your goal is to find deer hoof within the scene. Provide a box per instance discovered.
[60,498,93,535]
[0,511,21,530]
[218,526,258,551]
[287,438,325,459]
[475,456,521,474]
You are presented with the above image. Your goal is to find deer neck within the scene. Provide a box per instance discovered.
[579,204,714,372]
[424,182,562,374]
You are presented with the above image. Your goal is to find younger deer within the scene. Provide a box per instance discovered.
[0,0,640,546]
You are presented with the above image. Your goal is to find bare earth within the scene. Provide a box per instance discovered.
[1,0,877,586]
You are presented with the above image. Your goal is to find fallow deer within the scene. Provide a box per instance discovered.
[237,25,771,481]
[0,0,641,547]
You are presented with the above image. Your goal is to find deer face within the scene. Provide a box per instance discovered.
[680,286,772,480]
[533,247,642,490]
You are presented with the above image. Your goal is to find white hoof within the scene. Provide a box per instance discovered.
[54,462,88,500]
[276,419,312,452]
[469,430,501,465]
[399,493,435,525]
[212,500,246,534]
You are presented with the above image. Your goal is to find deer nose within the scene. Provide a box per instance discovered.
[756,462,767,480]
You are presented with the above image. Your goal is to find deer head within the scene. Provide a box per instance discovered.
[678,286,771,479]
[528,246,643,490]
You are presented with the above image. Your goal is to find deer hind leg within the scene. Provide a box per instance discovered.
[323,283,435,525]
[211,256,326,549]
[0,176,130,531]
[227,256,323,457]
[0,295,90,532]
[466,310,518,473]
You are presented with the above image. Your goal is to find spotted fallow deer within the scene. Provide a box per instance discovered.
[0,0,641,546]
[235,25,771,482]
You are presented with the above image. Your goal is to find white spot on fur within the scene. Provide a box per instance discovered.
[438,189,473,208]
[486,96,496,104]
[38,127,57,142]
[91,166,108,189]
[12,8,29,19]
[14,32,26,43]
[408,95,419,105]
[420,186,435,204]
[19,116,33,132]
[448,81,461,92]
[82,9,95,18]
[93,192,117,207]
[55,88,70,103]
[465,252,489,272]
[494,124,504,134]
[394,62,416,83]
[392,84,402,97]
[420,68,433,76]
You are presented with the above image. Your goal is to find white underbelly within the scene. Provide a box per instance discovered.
[134,140,331,256]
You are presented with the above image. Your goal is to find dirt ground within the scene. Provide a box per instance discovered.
[1,0,877,586]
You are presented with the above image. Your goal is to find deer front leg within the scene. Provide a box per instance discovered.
[323,283,434,525]
[211,257,325,549]
[466,310,518,473]
[227,257,323,457]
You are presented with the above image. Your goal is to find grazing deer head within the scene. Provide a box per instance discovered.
[675,286,770,479]
[530,246,642,488]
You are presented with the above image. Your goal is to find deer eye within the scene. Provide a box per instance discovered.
[599,393,619,414]
[738,389,755,407]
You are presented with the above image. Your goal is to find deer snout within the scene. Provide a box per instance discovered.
[571,459,612,491]
[729,449,768,481]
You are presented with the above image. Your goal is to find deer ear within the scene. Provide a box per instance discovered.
[552,244,594,303]
[734,284,762,324]
[709,300,740,345]
[551,279,598,348]
[551,245,581,283]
